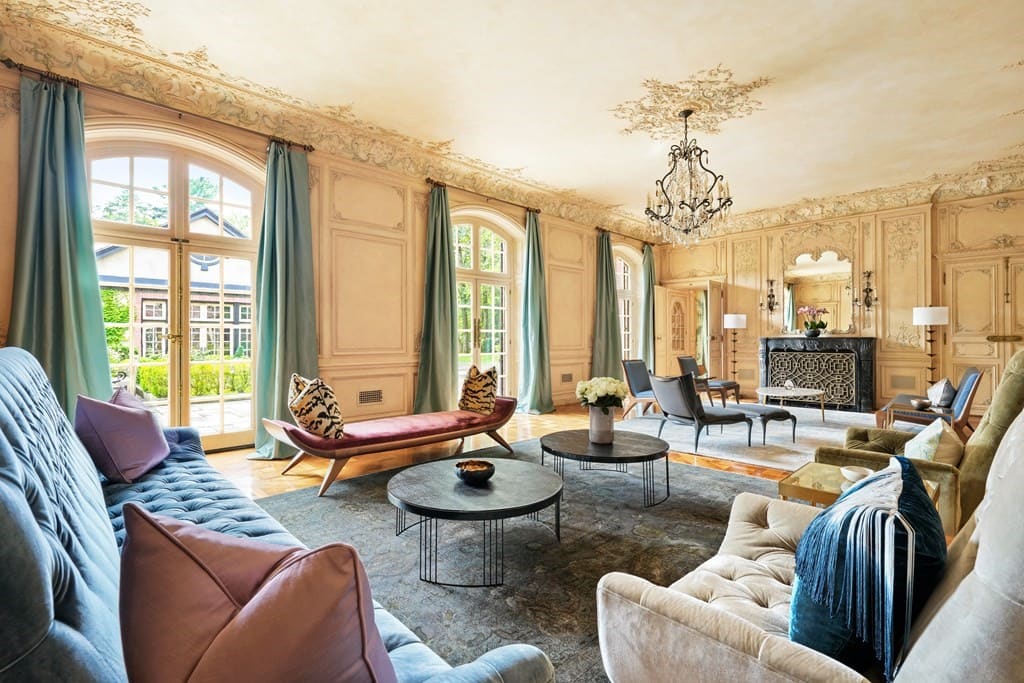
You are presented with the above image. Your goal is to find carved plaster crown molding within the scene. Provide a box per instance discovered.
[0,1,651,237]
[613,66,772,138]
[719,152,1024,234]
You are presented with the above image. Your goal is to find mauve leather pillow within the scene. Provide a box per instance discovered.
[74,394,169,483]
[119,504,397,683]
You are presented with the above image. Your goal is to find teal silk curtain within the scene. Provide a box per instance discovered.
[640,243,656,370]
[517,211,554,413]
[253,142,319,459]
[785,283,797,331]
[9,77,111,416]
[413,185,458,413]
[591,231,623,379]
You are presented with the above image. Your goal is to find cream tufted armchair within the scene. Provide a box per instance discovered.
[597,405,1024,682]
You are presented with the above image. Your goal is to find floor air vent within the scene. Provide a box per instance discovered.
[560,373,573,383]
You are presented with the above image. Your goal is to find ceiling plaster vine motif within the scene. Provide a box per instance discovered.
[0,1,650,239]
[613,66,772,137]
[0,85,17,120]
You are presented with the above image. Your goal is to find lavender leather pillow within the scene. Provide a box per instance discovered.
[120,504,397,683]
[74,394,169,483]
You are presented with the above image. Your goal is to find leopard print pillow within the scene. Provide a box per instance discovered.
[458,365,497,415]
[287,373,345,439]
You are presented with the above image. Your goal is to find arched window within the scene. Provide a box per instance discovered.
[87,124,263,451]
[613,246,643,362]
[451,213,519,395]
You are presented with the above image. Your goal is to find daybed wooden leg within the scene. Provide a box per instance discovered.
[454,438,466,455]
[317,459,348,497]
[281,451,310,475]
[487,430,514,454]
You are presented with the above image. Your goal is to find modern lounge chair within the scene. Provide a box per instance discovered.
[876,367,984,441]
[649,373,752,452]
[621,359,658,419]
[677,355,740,407]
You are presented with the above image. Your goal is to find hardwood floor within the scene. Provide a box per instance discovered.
[208,404,790,500]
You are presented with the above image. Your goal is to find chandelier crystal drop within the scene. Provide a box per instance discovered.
[645,109,733,246]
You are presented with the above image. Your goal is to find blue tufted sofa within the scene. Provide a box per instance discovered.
[0,347,553,682]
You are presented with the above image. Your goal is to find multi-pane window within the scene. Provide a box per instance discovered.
[142,299,166,321]
[90,156,170,229]
[453,220,513,394]
[143,326,167,358]
[238,304,252,322]
[187,164,253,239]
[616,256,635,360]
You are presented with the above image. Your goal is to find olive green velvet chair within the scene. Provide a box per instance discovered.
[815,348,1024,535]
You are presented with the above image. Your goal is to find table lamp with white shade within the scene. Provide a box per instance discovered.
[912,306,949,383]
[723,314,747,381]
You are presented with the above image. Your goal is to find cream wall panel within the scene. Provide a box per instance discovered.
[329,171,407,234]
[318,366,413,420]
[662,241,722,282]
[878,212,928,353]
[937,192,1024,254]
[547,225,586,267]
[878,363,927,402]
[327,230,407,356]
[550,362,587,403]
[548,266,587,352]
[0,74,18,346]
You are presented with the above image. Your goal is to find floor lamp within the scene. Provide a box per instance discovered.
[912,306,949,383]
[723,314,747,381]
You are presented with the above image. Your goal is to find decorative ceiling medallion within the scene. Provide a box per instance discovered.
[613,66,772,138]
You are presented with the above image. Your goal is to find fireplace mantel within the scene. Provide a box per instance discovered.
[758,336,876,412]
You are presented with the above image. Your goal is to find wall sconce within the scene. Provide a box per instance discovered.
[759,279,778,314]
[852,271,879,310]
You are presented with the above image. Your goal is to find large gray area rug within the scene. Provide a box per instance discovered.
[618,404,884,471]
[257,439,777,682]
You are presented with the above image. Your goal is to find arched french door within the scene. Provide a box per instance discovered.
[451,214,519,395]
[86,127,263,450]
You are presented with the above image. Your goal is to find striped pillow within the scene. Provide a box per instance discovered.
[458,366,497,415]
[288,373,345,439]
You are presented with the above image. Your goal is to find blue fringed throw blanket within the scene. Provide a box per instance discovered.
[790,457,946,681]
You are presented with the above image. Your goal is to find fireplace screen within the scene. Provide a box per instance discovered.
[767,351,856,407]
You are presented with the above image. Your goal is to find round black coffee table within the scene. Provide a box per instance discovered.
[539,429,670,507]
[387,459,562,587]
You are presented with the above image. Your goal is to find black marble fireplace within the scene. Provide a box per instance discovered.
[758,337,876,412]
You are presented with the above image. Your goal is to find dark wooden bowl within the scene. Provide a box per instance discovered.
[455,459,495,487]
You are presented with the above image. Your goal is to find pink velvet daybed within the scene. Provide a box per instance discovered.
[262,396,517,496]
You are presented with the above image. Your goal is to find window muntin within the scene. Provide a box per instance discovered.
[90,156,170,229]
[142,299,166,321]
[615,255,638,360]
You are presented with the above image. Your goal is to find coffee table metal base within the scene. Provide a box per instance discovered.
[541,430,671,507]
[394,505,560,587]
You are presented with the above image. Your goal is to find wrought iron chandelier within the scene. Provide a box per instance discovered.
[645,109,732,245]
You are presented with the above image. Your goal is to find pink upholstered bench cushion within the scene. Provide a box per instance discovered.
[272,396,515,453]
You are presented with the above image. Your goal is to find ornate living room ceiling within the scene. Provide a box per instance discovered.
[3,0,1024,231]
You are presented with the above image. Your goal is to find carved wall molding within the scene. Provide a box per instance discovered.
[733,239,759,274]
[782,220,856,265]
[881,215,924,267]
[3,2,1024,244]
[0,1,652,239]
[612,65,772,137]
[0,85,17,120]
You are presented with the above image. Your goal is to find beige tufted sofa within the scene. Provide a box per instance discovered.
[597,407,1024,682]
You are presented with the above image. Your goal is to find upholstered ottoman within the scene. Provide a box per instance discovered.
[737,404,796,444]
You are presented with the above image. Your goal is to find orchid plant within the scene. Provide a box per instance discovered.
[797,305,829,330]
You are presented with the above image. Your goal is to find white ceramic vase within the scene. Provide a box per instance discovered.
[589,406,615,444]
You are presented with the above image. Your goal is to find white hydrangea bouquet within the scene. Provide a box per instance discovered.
[576,376,629,414]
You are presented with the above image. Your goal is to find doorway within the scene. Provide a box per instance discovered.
[88,145,262,450]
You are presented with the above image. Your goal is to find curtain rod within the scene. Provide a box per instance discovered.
[595,225,654,247]
[426,177,540,214]
[1,57,315,152]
